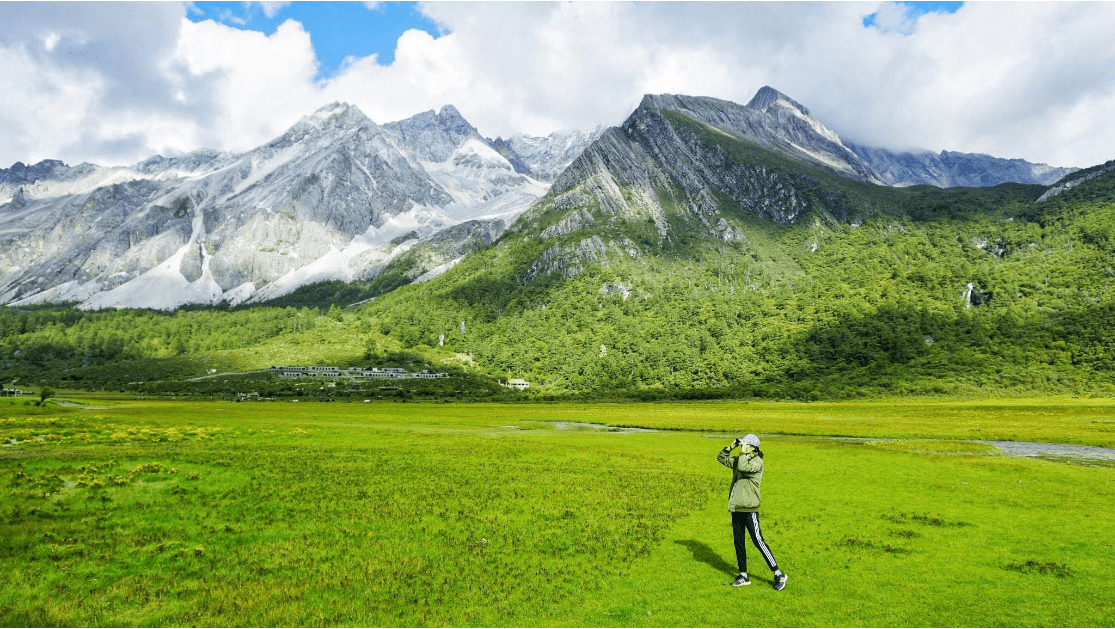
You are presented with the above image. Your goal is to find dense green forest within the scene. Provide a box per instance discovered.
[2,134,1114,400]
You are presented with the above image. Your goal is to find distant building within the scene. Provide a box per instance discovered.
[270,365,447,380]
[503,379,529,390]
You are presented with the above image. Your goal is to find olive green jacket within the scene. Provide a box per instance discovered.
[717,447,763,512]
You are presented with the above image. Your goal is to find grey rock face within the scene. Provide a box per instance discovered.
[0,101,554,309]
[383,105,481,163]
[1036,159,1115,202]
[845,141,1078,188]
[487,137,533,175]
[393,218,508,283]
[1,160,72,206]
[541,208,596,240]
[543,89,842,237]
[527,236,610,280]
[0,96,603,309]
[8,187,27,208]
[641,89,883,183]
[0,159,69,186]
[221,111,452,236]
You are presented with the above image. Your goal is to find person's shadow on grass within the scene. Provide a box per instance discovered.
[674,539,737,577]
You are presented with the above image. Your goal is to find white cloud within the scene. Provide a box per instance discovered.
[2,2,1114,170]
[0,2,219,167]
[869,2,918,35]
[808,2,1115,166]
[176,17,323,153]
[256,2,291,19]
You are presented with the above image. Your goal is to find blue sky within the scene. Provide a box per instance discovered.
[863,1,963,30]
[187,1,445,76]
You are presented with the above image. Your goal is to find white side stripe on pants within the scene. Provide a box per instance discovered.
[750,512,777,567]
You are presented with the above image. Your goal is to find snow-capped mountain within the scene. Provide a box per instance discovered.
[0,103,575,310]
[0,88,1081,311]
[495,126,607,182]
[382,105,548,225]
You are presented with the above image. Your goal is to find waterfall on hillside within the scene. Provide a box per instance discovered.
[963,282,974,309]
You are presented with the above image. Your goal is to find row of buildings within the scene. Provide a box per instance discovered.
[269,366,449,380]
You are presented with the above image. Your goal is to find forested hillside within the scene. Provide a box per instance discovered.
[358,171,1115,398]
[350,116,1115,399]
[2,110,1114,400]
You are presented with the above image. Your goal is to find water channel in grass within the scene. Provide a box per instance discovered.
[709,433,1115,464]
[537,422,1115,465]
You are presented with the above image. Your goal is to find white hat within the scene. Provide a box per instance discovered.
[742,434,761,448]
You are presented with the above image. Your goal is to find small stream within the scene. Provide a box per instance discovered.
[543,421,657,433]
[762,434,1115,463]
[978,440,1115,462]
[539,423,1115,465]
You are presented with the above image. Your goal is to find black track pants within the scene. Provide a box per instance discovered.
[731,511,778,574]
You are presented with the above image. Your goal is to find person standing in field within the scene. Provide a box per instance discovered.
[718,434,788,590]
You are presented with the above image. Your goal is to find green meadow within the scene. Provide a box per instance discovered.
[2,397,1114,627]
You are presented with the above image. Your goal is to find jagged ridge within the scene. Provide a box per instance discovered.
[0,102,583,310]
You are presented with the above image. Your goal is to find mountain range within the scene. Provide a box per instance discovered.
[0,87,1080,311]
[348,90,1113,397]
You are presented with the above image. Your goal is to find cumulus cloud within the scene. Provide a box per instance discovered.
[176,17,322,153]
[809,2,1115,166]
[2,2,1114,170]
[868,1,919,35]
[0,2,219,166]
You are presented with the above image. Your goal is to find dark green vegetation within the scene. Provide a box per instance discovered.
[351,132,1115,398]
[2,399,1113,626]
[0,306,511,400]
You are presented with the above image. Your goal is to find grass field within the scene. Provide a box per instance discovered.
[2,397,1114,626]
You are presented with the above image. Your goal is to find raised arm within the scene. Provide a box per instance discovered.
[717,438,741,469]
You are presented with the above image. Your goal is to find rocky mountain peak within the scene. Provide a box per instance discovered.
[746,85,812,117]
[310,101,371,128]
[383,104,484,163]
[631,90,878,183]
[278,102,374,144]
[436,105,476,135]
[1,159,70,185]
[501,126,607,182]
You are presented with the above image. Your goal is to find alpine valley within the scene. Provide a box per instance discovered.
[3,86,1115,399]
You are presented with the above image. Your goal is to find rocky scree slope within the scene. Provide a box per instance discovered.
[0,103,590,310]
